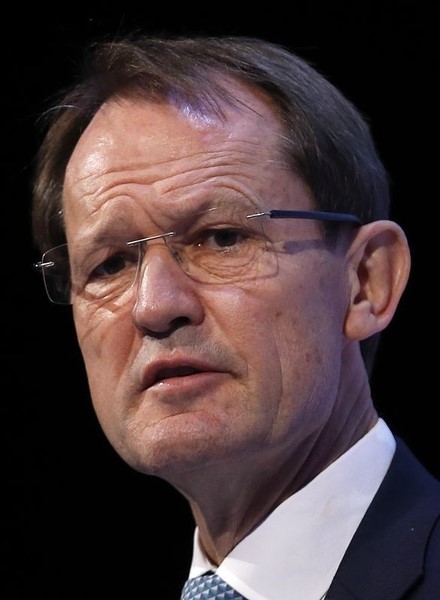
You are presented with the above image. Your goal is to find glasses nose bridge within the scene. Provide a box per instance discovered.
[131,229,177,256]
[130,230,183,283]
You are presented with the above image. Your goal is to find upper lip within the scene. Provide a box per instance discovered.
[140,355,222,389]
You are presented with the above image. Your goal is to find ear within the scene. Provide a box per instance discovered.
[344,220,411,341]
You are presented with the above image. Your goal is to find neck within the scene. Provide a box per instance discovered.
[172,351,378,564]
[181,411,378,564]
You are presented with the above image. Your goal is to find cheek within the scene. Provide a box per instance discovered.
[203,282,329,447]
[73,304,134,410]
[207,284,281,358]
[272,269,348,425]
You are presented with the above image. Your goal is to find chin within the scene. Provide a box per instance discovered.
[121,417,242,478]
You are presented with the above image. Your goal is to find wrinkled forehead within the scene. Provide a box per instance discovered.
[61,82,310,246]
[65,79,287,182]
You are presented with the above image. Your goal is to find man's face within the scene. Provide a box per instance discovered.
[63,85,350,487]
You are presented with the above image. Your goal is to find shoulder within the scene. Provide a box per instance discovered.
[386,436,440,507]
[327,437,440,599]
[363,436,440,548]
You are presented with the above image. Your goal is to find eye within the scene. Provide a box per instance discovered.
[196,228,247,250]
[90,249,138,279]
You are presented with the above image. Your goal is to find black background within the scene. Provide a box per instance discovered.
[3,2,439,598]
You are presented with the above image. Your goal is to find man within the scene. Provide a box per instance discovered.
[32,35,440,598]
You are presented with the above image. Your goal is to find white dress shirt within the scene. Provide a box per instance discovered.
[187,418,396,600]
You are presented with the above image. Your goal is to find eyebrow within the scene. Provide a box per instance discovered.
[71,194,265,248]
[72,227,138,251]
[166,194,261,217]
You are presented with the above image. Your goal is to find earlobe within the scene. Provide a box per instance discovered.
[344,220,411,341]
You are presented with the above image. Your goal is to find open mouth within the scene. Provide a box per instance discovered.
[153,365,203,384]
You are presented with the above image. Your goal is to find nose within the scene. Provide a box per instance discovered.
[131,240,204,336]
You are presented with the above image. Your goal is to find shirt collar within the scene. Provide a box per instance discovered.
[188,418,396,600]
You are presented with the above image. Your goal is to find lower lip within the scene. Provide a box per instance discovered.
[148,371,225,394]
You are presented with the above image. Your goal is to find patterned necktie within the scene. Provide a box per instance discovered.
[181,571,247,600]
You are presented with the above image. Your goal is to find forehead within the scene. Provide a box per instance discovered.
[65,82,286,186]
[62,81,313,241]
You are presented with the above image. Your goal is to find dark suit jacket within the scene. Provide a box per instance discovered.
[326,437,440,599]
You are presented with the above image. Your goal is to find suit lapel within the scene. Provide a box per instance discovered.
[326,439,440,599]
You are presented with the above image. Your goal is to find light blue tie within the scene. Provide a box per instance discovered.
[180,571,247,599]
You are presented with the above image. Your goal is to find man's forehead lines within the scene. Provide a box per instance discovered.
[75,190,260,238]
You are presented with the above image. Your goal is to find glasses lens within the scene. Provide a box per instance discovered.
[152,205,276,285]
[41,238,143,305]
[40,205,279,305]
[41,244,71,304]
[71,238,141,304]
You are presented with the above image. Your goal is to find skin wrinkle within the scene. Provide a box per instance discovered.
[29,35,421,590]
[65,94,289,205]
[63,89,382,563]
